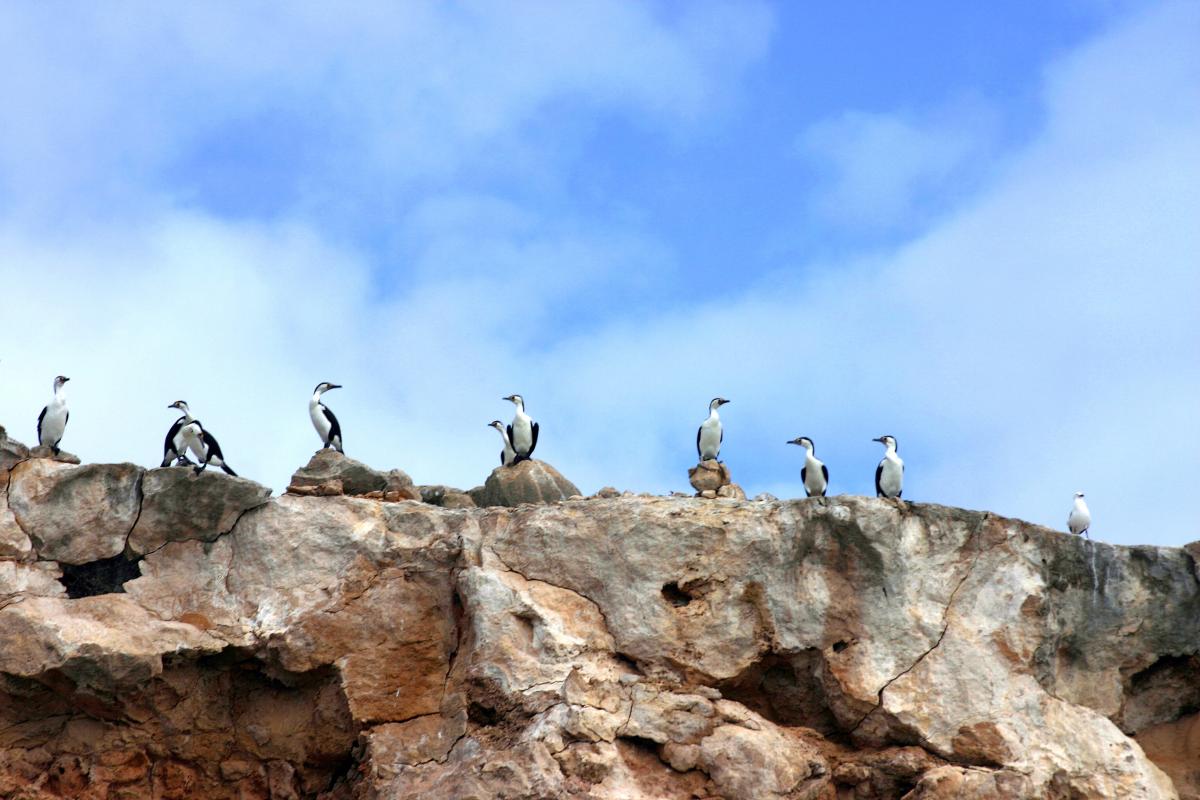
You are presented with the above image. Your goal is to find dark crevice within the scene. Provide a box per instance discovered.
[59,553,142,599]
[661,582,694,608]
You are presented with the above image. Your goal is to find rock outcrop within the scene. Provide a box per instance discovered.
[473,459,581,507]
[0,430,1197,799]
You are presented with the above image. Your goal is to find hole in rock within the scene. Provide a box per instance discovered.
[832,640,849,653]
[618,735,660,757]
[59,553,142,599]
[661,582,694,608]
[717,650,841,737]
[468,700,500,726]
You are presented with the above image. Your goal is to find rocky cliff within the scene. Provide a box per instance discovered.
[0,425,1197,799]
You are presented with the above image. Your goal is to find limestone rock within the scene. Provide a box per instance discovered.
[127,467,271,555]
[7,460,142,564]
[0,452,1196,799]
[688,459,732,493]
[475,459,581,507]
[717,483,746,500]
[287,448,418,498]
[418,484,477,508]
[28,446,81,464]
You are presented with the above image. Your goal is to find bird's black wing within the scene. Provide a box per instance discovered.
[37,406,46,441]
[528,422,539,457]
[696,426,702,460]
[162,417,185,462]
[821,464,830,494]
[323,405,342,449]
[507,424,514,447]
[801,466,807,485]
[202,430,225,462]
[875,462,884,497]
[499,450,505,466]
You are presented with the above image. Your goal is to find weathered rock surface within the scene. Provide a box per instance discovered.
[1,432,1198,799]
[7,460,142,564]
[288,449,418,498]
[128,468,272,555]
[474,459,581,507]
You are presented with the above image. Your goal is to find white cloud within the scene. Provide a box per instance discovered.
[795,99,999,232]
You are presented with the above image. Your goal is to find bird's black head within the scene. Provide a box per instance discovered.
[168,400,189,412]
[873,435,897,450]
[54,375,70,388]
[488,420,504,429]
[315,382,342,394]
[710,397,730,410]
[788,436,814,450]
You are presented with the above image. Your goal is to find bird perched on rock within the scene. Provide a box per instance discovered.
[1068,492,1091,538]
[310,382,343,453]
[162,400,197,466]
[37,375,70,455]
[697,398,729,461]
[180,420,237,476]
[787,436,828,497]
[488,420,517,467]
[872,435,903,498]
[503,394,538,461]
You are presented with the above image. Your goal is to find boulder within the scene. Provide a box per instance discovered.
[474,459,581,507]
[7,460,142,564]
[287,449,418,498]
[688,459,732,493]
[127,468,272,555]
[418,485,477,509]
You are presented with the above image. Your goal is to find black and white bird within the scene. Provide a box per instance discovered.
[872,435,904,499]
[161,400,197,466]
[36,375,70,454]
[787,436,828,497]
[1068,492,1091,538]
[309,382,343,453]
[696,397,729,461]
[503,394,538,461]
[488,420,517,467]
[179,420,238,476]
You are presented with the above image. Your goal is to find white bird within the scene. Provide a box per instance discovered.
[697,397,729,461]
[872,435,904,499]
[488,420,517,467]
[310,382,343,453]
[503,394,538,461]
[161,400,196,466]
[179,420,238,476]
[37,375,70,455]
[787,436,828,497]
[1068,492,1091,538]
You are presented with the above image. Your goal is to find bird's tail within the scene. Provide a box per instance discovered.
[221,463,238,477]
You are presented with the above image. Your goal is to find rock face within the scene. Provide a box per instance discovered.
[1,435,1198,799]
[474,459,581,507]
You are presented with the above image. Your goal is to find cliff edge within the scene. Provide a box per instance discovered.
[1,427,1198,799]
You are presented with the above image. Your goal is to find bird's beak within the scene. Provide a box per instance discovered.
[872,437,884,443]
[62,377,70,383]
[330,384,342,390]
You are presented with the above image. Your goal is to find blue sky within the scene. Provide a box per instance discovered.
[1,1,1196,546]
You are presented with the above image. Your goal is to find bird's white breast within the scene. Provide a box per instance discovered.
[310,401,332,440]
[879,453,903,496]
[511,411,533,453]
[698,416,722,459]
[40,402,67,443]
[804,454,826,494]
